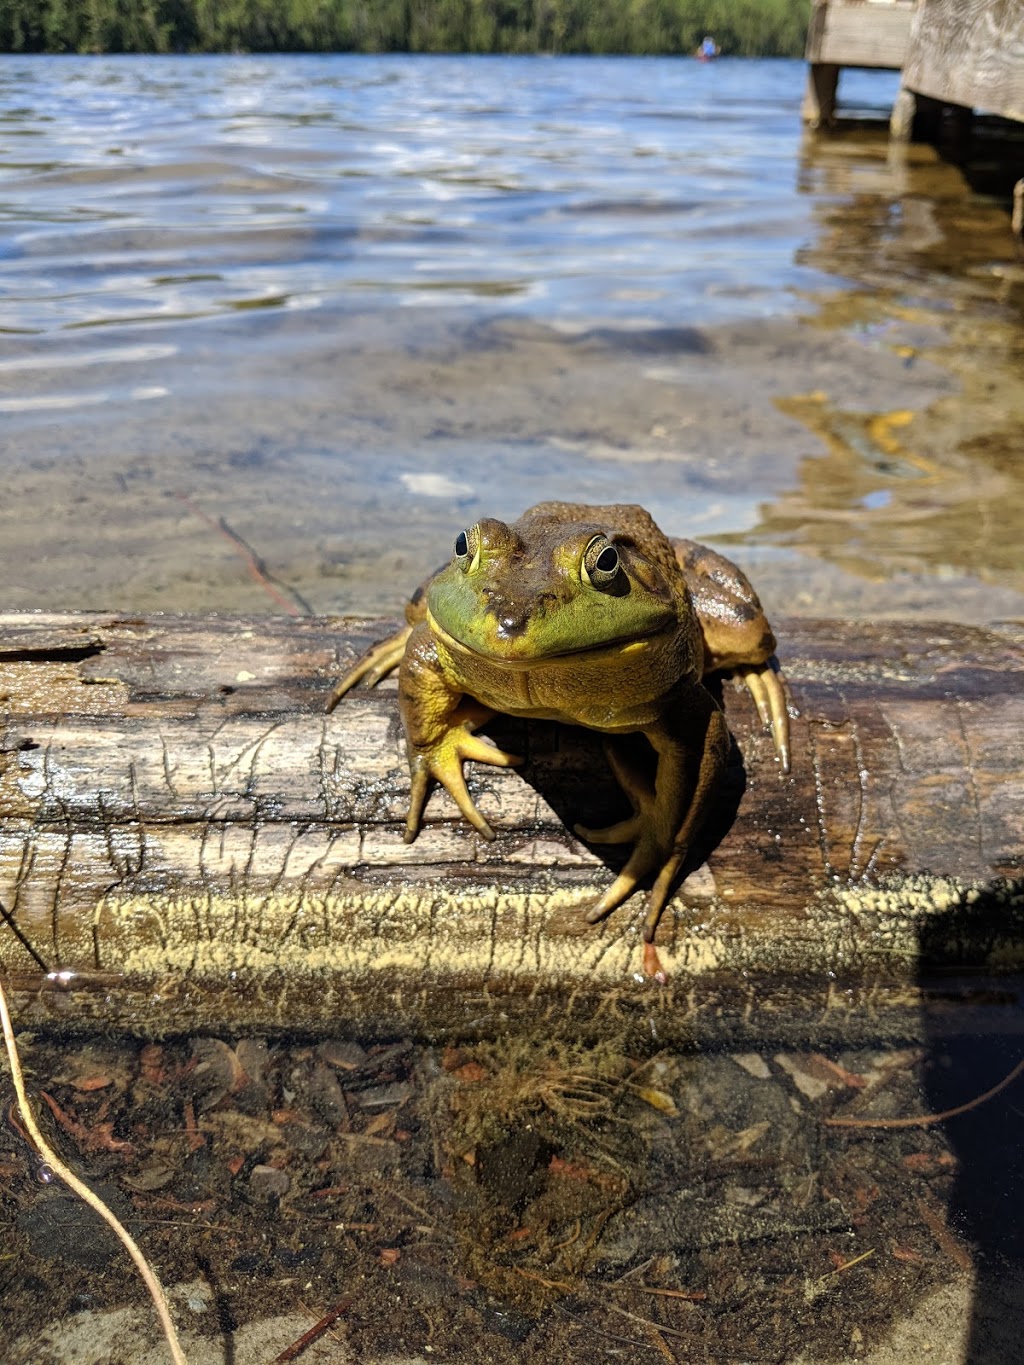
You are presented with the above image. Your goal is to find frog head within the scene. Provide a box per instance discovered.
[425,512,683,664]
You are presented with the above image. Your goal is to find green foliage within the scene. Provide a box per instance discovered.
[0,0,812,55]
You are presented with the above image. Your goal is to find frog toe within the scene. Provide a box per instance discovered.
[457,733,522,769]
[642,851,687,942]
[738,663,791,775]
[583,868,642,924]
[404,765,432,843]
[574,814,643,846]
[441,763,497,841]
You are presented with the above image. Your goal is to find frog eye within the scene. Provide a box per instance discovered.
[453,526,481,573]
[582,536,621,589]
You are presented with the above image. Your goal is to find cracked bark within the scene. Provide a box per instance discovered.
[0,612,1021,1042]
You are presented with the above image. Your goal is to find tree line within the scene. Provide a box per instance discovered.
[0,0,811,57]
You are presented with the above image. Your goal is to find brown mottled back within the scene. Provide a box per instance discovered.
[519,501,689,600]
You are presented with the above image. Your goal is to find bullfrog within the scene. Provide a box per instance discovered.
[328,502,789,943]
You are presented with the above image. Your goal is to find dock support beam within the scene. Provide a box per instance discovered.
[802,63,839,129]
[889,86,916,140]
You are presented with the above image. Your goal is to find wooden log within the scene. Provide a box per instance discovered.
[0,612,1022,1044]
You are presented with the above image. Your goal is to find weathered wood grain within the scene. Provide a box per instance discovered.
[805,0,916,70]
[0,613,1022,1043]
[902,0,1024,122]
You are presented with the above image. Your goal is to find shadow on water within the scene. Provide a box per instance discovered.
[916,884,1024,1365]
[909,107,1024,206]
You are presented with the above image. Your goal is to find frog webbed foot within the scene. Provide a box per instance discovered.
[736,660,791,774]
[405,703,522,844]
[577,700,728,943]
[583,831,686,942]
[575,736,685,942]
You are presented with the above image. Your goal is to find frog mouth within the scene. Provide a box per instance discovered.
[426,611,668,667]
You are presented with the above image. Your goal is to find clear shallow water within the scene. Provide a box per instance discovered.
[0,53,1022,620]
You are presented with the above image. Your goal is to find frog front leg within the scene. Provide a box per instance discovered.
[399,622,522,843]
[577,683,728,942]
[673,537,791,773]
[327,624,413,708]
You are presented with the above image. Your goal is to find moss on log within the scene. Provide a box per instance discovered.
[0,612,1021,1043]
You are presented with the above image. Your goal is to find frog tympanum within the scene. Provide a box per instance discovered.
[329,502,789,943]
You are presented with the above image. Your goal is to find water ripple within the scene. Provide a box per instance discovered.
[0,52,839,342]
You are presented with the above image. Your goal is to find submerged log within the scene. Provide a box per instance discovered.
[0,612,1021,1043]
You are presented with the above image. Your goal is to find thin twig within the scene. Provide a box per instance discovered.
[0,976,188,1365]
[606,1302,691,1341]
[0,896,50,973]
[915,1195,973,1272]
[175,492,309,616]
[624,1309,677,1362]
[557,1303,664,1353]
[818,1248,875,1280]
[825,1057,1024,1129]
[274,1296,353,1362]
[512,1266,576,1292]
[613,1285,707,1301]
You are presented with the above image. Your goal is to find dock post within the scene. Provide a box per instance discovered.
[802,63,840,129]
[889,87,916,140]
[891,87,944,142]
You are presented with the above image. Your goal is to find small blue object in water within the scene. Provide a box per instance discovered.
[861,489,892,510]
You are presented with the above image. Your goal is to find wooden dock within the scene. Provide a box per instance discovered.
[803,0,917,128]
[804,0,1024,135]
[898,0,1024,131]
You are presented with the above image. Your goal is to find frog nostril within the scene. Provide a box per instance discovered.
[496,610,530,638]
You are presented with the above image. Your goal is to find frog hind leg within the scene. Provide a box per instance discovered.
[583,686,729,942]
[673,538,791,774]
[574,739,650,848]
[399,621,522,843]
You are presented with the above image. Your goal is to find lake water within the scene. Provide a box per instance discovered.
[3,53,1024,1365]
[1,54,1022,621]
